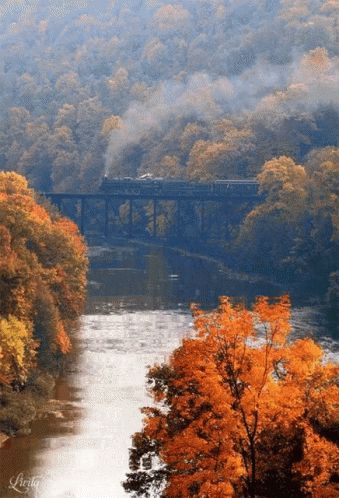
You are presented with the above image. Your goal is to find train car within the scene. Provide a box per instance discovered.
[100,176,129,192]
[99,176,259,197]
[213,179,259,195]
[100,176,146,194]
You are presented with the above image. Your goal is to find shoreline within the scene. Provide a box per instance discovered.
[87,236,329,306]
[87,235,283,286]
[0,371,63,446]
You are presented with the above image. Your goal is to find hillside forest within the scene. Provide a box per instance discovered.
[0,0,337,190]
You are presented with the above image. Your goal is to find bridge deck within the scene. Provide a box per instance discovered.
[45,179,260,202]
[44,192,259,201]
[43,181,260,238]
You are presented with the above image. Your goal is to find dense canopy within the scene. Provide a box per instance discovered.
[0,172,88,386]
[0,1,337,190]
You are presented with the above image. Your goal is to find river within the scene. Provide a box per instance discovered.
[0,242,337,498]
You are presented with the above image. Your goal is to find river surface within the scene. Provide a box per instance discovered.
[0,242,337,498]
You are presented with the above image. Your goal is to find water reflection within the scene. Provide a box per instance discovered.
[87,245,284,311]
[0,242,337,498]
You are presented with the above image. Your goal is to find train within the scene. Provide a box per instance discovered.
[99,176,259,196]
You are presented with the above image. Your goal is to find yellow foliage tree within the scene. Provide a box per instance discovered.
[0,316,37,385]
[101,115,122,137]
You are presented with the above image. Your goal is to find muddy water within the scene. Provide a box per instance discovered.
[0,243,337,498]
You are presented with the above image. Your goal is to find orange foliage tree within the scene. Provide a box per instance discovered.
[124,296,338,498]
[0,172,88,386]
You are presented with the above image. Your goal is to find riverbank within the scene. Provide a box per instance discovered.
[0,372,56,445]
[0,326,83,445]
[87,235,335,307]
[88,236,281,285]
[0,172,88,453]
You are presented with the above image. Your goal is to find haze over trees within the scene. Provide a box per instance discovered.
[124,296,338,498]
[0,0,338,190]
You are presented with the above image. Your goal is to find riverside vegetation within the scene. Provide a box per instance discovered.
[124,296,338,498]
[0,172,88,438]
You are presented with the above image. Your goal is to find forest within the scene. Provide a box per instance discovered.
[0,0,337,190]
[0,172,87,436]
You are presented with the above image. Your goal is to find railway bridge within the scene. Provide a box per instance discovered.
[44,178,260,240]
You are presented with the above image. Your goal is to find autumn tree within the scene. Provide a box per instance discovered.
[306,147,339,243]
[0,172,88,387]
[187,121,254,180]
[235,152,338,287]
[124,296,338,498]
[0,316,38,386]
[153,4,191,33]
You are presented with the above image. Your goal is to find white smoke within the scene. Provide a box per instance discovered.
[255,49,339,125]
[105,50,339,175]
[104,64,289,174]
[105,73,234,174]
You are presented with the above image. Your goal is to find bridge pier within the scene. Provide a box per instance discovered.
[53,196,62,211]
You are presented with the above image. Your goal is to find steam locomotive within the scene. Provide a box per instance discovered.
[99,176,259,196]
